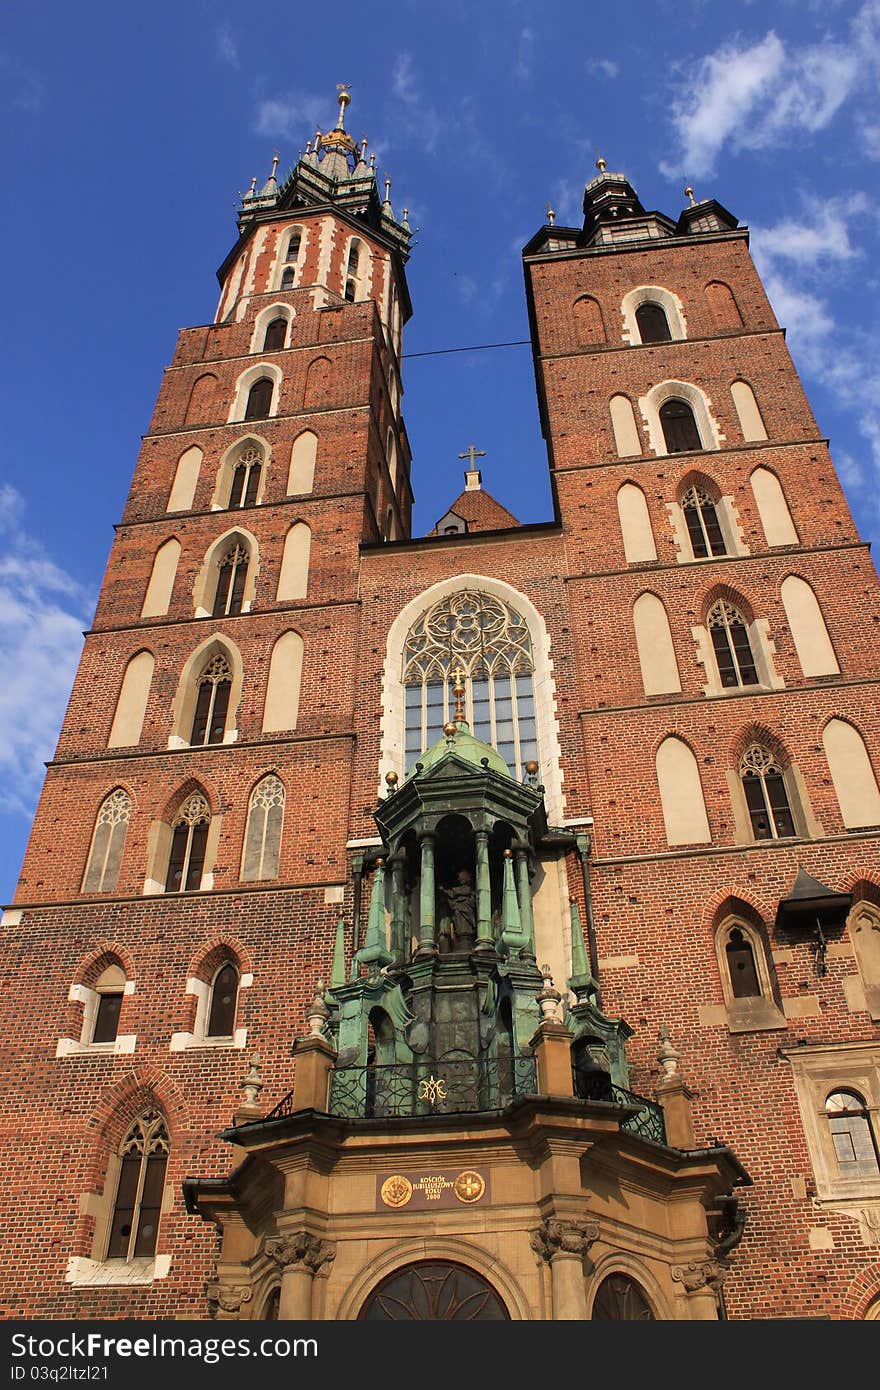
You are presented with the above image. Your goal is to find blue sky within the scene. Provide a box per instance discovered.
[1,0,878,900]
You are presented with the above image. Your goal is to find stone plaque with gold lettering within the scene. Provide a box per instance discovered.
[376,1169,489,1211]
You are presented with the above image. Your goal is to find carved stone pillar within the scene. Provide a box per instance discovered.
[206,1280,252,1320]
[671,1260,724,1320]
[514,844,536,959]
[474,829,493,949]
[389,852,407,962]
[266,1232,336,1320]
[531,1219,598,1320]
[417,832,437,955]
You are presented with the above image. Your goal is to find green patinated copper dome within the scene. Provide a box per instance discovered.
[410,719,511,779]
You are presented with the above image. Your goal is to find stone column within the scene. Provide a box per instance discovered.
[389,853,407,962]
[417,832,437,955]
[672,1260,724,1320]
[291,1034,336,1113]
[266,1232,336,1320]
[514,845,536,959]
[530,1020,575,1098]
[475,829,493,949]
[530,1219,598,1320]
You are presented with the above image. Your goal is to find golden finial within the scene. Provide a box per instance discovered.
[443,720,457,739]
[545,202,556,226]
[385,770,399,788]
[271,151,280,177]
[685,185,697,207]
[248,176,258,194]
[360,137,368,159]
[595,156,607,172]
[452,669,466,722]
[336,83,351,128]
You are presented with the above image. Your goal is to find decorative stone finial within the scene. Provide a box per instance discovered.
[271,152,280,177]
[370,151,376,169]
[685,185,696,207]
[306,980,330,1036]
[536,965,562,1022]
[657,1024,680,1078]
[241,1054,263,1107]
[452,670,466,722]
[545,202,555,226]
[384,176,392,200]
[595,156,607,172]
[524,759,539,787]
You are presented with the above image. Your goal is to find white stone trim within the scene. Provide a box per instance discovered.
[250,303,294,354]
[192,525,260,618]
[270,222,308,292]
[56,1035,136,1058]
[227,363,283,423]
[639,380,724,457]
[66,1255,171,1287]
[1,909,22,926]
[242,226,269,299]
[378,574,565,823]
[621,285,687,345]
[168,967,251,1051]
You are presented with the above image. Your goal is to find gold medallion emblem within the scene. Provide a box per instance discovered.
[380,1175,413,1208]
[453,1170,485,1204]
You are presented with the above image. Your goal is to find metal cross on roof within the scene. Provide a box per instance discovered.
[458,445,486,467]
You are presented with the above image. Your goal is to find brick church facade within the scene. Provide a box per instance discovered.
[1,92,879,1320]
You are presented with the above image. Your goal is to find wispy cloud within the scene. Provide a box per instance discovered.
[514,28,536,80]
[587,57,618,79]
[254,92,329,141]
[215,24,239,69]
[661,1,880,177]
[393,52,417,104]
[0,486,91,818]
[390,51,455,157]
[0,54,46,115]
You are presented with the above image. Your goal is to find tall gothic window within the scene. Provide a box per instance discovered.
[212,544,249,618]
[707,600,758,688]
[280,267,295,291]
[262,317,287,352]
[825,1090,880,1179]
[244,377,273,421]
[107,1111,169,1261]
[660,398,702,452]
[165,792,210,892]
[82,789,131,893]
[682,485,727,557]
[190,655,232,745]
[403,590,538,779]
[206,962,239,1038]
[740,744,795,839]
[286,231,301,262]
[242,774,285,881]
[635,301,671,343]
[229,444,263,509]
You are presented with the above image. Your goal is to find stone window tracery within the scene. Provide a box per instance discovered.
[707,600,758,688]
[82,789,131,894]
[403,590,537,779]
[682,485,727,558]
[212,544,249,618]
[739,744,795,839]
[229,444,263,509]
[165,792,210,892]
[242,775,285,881]
[107,1111,169,1262]
[190,655,231,746]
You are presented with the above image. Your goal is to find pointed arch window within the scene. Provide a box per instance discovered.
[286,231,301,260]
[165,792,210,892]
[212,544,249,618]
[190,655,231,746]
[344,278,356,302]
[107,1111,169,1261]
[402,590,537,779]
[740,744,795,839]
[825,1090,880,1179]
[635,301,671,344]
[229,444,262,509]
[242,774,285,881]
[280,266,295,291]
[707,600,758,688]
[682,486,726,557]
[347,243,360,277]
[725,926,761,998]
[206,962,239,1038]
[660,398,702,452]
[82,789,131,894]
[262,317,287,352]
[244,377,273,421]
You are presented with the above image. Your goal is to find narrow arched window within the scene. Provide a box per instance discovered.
[286,231,301,262]
[347,243,360,276]
[206,962,239,1038]
[344,278,356,303]
[83,789,131,893]
[107,1111,169,1261]
[280,266,295,291]
[244,377,273,420]
[682,486,726,557]
[725,927,761,998]
[262,317,287,352]
[636,301,671,343]
[825,1090,880,1178]
[402,590,537,779]
[165,792,210,892]
[212,543,249,618]
[707,601,758,688]
[190,655,231,746]
[229,445,262,509]
[740,744,794,839]
[660,398,701,452]
[91,964,126,1043]
[242,774,285,881]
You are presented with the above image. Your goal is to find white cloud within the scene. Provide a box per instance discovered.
[215,24,239,68]
[514,28,536,80]
[0,486,91,818]
[587,57,618,79]
[393,53,417,105]
[254,92,328,141]
[661,2,880,177]
[751,196,868,268]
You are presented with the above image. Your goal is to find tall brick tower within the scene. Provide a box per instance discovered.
[2,108,879,1322]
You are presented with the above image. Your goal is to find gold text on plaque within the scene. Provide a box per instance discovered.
[417,1075,448,1106]
[380,1175,414,1208]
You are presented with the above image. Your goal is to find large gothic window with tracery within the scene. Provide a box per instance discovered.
[190,654,232,746]
[358,1262,509,1320]
[82,789,131,893]
[165,792,210,892]
[107,1110,169,1261]
[592,1273,656,1320]
[403,590,538,779]
[739,743,795,839]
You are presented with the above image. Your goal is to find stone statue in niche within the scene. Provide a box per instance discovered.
[438,867,477,952]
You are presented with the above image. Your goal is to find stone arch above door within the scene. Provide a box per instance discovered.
[357,1260,510,1320]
